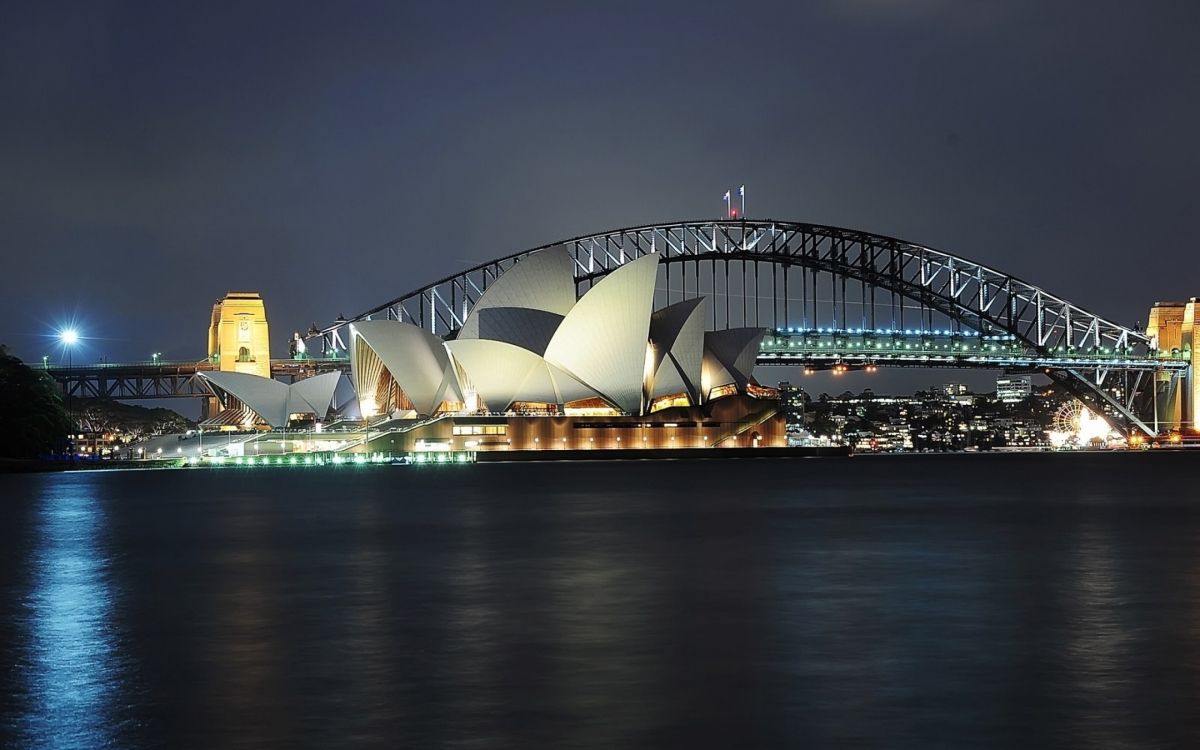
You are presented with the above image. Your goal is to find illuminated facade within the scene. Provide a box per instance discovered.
[189,253,782,446]
[347,248,783,449]
[776,381,807,433]
[1147,299,1200,432]
[350,320,463,418]
[362,394,784,453]
[996,376,1032,403]
[208,292,271,377]
[647,298,706,409]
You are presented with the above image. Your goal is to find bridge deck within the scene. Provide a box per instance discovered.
[44,358,350,399]
[758,330,1188,371]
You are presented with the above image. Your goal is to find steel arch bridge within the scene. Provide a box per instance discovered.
[307,219,1187,436]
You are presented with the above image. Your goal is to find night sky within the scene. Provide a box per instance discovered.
[2,1,1198,395]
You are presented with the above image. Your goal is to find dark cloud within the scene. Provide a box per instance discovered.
[1,0,1197,396]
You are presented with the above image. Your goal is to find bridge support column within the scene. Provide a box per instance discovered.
[202,395,219,422]
[1186,301,1199,434]
[1154,370,1182,433]
[1147,298,1199,434]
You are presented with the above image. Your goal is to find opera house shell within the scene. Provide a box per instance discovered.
[199,370,343,429]
[349,250,771,419]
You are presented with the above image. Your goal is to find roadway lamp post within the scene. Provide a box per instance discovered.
[59,329,79,446]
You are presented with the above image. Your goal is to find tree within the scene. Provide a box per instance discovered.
[0,345,74,458]
[75,398,195,441]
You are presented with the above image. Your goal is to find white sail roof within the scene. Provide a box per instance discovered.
[446,339,600,411]
[544,253,660,413]
[199,371,341,428]
[648,297,706,402]
[447,339,556,410]
[330,373,361,420]
[458,247,576,353]
[545,362,599,405]
[291,372,342,418]
[466,307,565,356]
[701,327,767,399]
[350,320,463,417]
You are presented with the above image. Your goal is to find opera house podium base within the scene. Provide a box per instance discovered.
[475,445,850,462]
[359,395,790,455]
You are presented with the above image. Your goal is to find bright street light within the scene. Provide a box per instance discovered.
[58,327,81,431]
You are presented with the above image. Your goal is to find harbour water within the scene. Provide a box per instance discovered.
[3,453,1200,748]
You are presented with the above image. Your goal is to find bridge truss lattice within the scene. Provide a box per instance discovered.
[309,219,1182,436]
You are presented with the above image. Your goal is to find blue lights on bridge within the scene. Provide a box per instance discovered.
[779,327,987,337]
[758,327,1179,371]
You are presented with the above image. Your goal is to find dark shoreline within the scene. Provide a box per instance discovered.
[1,448,851,473]
[9,445,1198,474]
[0,457,186,474]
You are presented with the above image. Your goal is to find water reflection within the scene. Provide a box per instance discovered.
[19,476,125,749]
[336,496,393,745]
[206,499,289,745]
[5,455,1200,748]
[1064,520,1140,748]
[543,495,662,748]
[441,499,502,744]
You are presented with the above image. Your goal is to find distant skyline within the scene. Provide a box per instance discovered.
[3,1,1198,398]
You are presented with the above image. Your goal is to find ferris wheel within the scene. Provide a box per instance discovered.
[1051,400,1114,446]
[1052,401,1087,435]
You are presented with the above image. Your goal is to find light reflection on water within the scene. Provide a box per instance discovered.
[3,454,1200,748]
[1065,521,1140,748]
[17,476,127,749]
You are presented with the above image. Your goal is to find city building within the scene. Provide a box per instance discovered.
[996,375,1032,403]
[801,383,1080,452]
[776,381,807,433]
[197,250,785,450]
[68,431,124,458]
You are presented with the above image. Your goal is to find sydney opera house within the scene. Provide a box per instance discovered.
[200,251,784,452]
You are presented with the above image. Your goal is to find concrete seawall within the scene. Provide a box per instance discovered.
[475,446,850,462]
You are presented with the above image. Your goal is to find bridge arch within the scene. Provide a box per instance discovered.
[311,220,1167,434]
